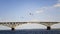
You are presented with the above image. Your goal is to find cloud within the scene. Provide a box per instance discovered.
[35,10,44,14]
[35,0,60,13]
[54,3,60,7]
[35,7,48,14]
[53,0,60,7]
[33,0,60,22]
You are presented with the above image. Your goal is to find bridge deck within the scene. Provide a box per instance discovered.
[0,22,60,30]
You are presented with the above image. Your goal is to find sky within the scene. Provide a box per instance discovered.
[0,0,60,30]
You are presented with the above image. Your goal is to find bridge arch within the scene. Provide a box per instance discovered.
[0,25,11,30]
[15,23,46,30]
[51,23,60,29]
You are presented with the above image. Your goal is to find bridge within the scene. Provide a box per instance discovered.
[0,22,60,31]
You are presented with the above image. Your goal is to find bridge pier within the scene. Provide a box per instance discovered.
[47,26,51,30]
[11,28,15,31]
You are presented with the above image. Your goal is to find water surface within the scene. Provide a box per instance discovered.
[0,29,60,34]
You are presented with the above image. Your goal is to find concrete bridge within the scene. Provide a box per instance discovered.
[0,22,60,30]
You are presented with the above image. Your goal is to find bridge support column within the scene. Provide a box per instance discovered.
[47,26,51,30]
[11,28,15,31]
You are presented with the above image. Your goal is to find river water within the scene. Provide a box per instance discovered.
[0,29,60,34]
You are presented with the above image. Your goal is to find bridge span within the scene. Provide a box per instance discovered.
[0,22,60,30]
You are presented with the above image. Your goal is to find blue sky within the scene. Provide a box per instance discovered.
[0,0,60,30]
[0,0,60,22]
